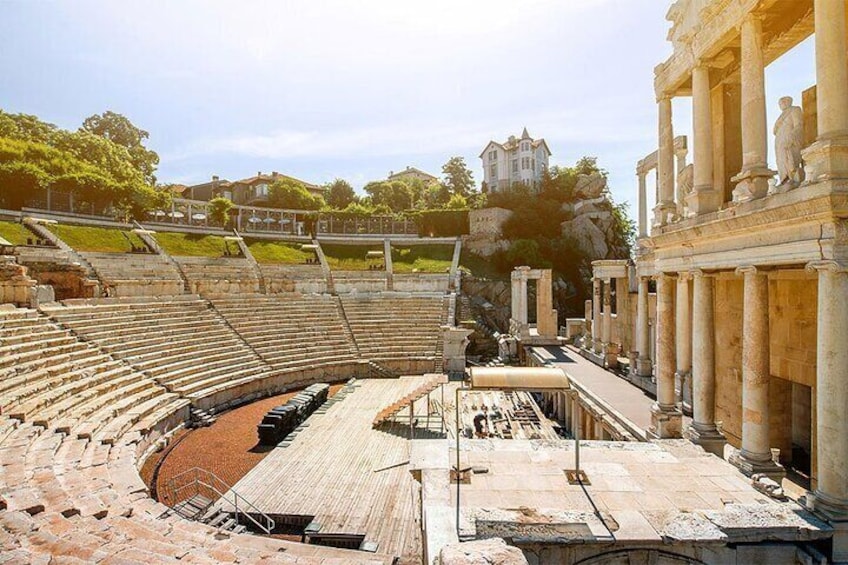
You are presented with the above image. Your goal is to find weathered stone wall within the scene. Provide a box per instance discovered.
[769,277,817,386]
[393,273,450,293]
[260,264,327,294]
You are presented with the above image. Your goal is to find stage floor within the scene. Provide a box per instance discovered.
[224,376,445,561]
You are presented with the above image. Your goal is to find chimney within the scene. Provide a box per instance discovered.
[272,171,279,177]
[257,171,262,177]
[212,175,219,182]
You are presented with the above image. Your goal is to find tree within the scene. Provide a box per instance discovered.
[0,161,47,209]
[268,178,325,210]
[421,182,451,208]
[441,156,475,197]
[325,178,356,209]
[208,196,234,227]
[363,180,413,213]
[82,111,159,184]
[444,193,468,209]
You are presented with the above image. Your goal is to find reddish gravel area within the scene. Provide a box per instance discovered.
[144,384,344,502]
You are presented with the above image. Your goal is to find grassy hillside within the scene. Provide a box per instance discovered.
[321,243,383,271]
[0,220,33,245]
[391,244,453,273]
[154,231,228,257]
[246,239,313,264]
[49,224,145,253]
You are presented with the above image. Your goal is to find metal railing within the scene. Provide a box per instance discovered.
[163,466,275,535]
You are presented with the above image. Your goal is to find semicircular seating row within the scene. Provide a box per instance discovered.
[0,292,450,563]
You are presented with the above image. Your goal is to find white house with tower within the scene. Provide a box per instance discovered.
[479,128,551,193]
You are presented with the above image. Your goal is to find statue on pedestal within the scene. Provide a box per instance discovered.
[774,96,804,188]
[675,163,694,220]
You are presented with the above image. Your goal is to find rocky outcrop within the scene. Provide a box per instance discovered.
[440,538,528,565]
[574,172,607,199]
[561,213,609,259]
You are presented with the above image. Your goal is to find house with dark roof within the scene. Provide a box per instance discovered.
[183,171,325,206]
[479,128,552,193]
[387,166,439,185]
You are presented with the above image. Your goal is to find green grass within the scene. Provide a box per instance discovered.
[0,221,33,246]
[321,243,383,271]
[49,224,145,253]
[391,245,454,273]
[154,232,229,257]
[246,238,314,264]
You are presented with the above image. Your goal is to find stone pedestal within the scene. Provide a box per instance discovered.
[442,327,474,377]
[649,402,683,440]
[802,138,848,183]
[731,166,776,202]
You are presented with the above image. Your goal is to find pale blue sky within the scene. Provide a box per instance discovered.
[0,1,815,215]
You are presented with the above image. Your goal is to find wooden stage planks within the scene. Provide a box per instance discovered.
[225,377,438,560]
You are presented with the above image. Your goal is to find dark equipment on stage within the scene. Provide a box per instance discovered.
[257,383,330,445]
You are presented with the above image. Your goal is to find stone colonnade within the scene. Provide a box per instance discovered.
[648,0,848,226]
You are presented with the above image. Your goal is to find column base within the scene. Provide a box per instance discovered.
[635,357,653,378]
[805,492,848,563]
[731,166,776,203]
[728,448,785,481]
[647,402,682,439]
[801,136,848,184]
[652,201,676,227]
[603,343,620,369]
[685,424,726,457]
[685,186,722,216]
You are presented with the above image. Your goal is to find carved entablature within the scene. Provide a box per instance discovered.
[656,0,814,98]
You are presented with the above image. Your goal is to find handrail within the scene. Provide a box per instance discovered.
[165,467,275,535]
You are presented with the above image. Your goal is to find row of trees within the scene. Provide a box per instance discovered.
[256,156,480,216]
[0,110,166,218]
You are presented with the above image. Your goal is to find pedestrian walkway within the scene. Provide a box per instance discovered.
[529,344,688,438]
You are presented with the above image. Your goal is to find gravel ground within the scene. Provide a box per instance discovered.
[148,384,344,499]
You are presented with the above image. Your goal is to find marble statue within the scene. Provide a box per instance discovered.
[774,96,804,187]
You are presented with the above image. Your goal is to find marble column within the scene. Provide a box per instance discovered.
[518,271,528,326]
[686,270,725,456]
[592,278,602,354]
[807,262,848,526]
[636,277,652,377]
[686,65,721,215]
[803,0,848,182]
[638,171,648,238]
[675,273,692,411]
[654,97,676,226]
[730,267,783,478]
[815,0,848,139]
[732,15,774,202]
[649,273,682,438]
[602,278,617,367]
[511,276,522,322]
[583,299,593,348]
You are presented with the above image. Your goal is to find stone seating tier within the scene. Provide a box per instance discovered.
[79,252,184,297]
[210,294,359,371]
[174,256,261,295]
[40,298,275,401]
[340,295,449,362]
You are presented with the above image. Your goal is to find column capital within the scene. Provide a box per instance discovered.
[689,268,714,279]
[807,259,848,273]
[677,271,691,282]
[735,265,764,276]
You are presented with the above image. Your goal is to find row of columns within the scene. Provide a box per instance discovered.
[646,263,848,517]
[588,278,619,368]
[654,0,848,224]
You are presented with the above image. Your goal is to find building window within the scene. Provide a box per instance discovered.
[489,163,497,180]
[489,150,497,161]
[532,159,536,172]
[223,190,233,200]
[512,159,518,174]
[255,183,269,197]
